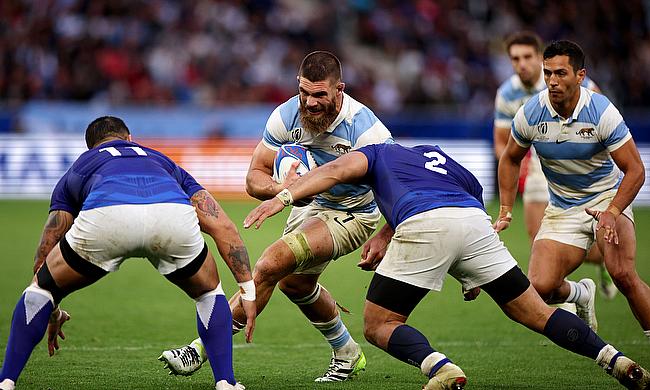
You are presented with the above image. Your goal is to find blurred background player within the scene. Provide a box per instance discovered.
[0,116,256,390]
[496,40,650,339]
[158,51,393,382]
[493,31,617,301]
[244,142,650,390]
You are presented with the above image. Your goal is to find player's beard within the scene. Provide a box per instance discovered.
[299,96,339,135]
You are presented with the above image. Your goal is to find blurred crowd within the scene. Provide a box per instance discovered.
[0,0,648,116]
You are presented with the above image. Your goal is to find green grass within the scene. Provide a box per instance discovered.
[0,199,649,389]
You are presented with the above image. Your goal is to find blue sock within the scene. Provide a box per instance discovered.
[386,324,436,369]
[1,287,54,383]
[196,287,235,385]
[543,308,606,359]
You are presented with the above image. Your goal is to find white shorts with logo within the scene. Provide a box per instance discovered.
[523,150,550,203]
[536,189,634,250]
[65,203,205,275]
[284,202,381,274]
[376,207,517,291]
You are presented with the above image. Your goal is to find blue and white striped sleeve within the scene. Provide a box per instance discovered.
[262,106,289,151]
[599,102,632,152]
[510,106,533,148]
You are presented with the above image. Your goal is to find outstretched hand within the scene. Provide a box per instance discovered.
[47,308,70,356]
[358,234,390,271]
[585,208,619,245]
[493,212,512,232]
[241,298,256,343]
[244,198,285,229]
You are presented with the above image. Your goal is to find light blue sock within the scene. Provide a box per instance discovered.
[312,314,352,352]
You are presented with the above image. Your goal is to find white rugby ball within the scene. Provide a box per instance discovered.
[273,143,317,183]
[273,144,317,206]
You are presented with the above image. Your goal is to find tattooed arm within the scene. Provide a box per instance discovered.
[190,190,253,283]
[33,210,74,274]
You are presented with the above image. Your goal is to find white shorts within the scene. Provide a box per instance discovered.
[536,189,634,250]
[283,203,381,274]
[523,150,550,203]
[376,207,517,291]
[65,203,205,274]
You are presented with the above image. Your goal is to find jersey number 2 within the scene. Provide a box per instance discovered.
[424,151,447,174]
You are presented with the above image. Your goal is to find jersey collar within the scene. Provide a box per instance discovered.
[543,86,589,123]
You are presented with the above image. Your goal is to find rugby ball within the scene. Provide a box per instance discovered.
[273,144,317,206]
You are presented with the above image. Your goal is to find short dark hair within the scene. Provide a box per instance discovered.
[298,51,342,83]
[543,40,585,72]
[505,31,543,54]
[85,116,130,148]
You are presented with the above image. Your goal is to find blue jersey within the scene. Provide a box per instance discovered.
[50,140,203,216]
[358,144,484,229]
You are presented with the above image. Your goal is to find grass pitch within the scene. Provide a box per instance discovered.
[0,199,648,389]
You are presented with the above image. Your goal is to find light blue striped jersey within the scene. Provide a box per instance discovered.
[511,87,631,209]
[263,92,393,212]
[494,72,598,129]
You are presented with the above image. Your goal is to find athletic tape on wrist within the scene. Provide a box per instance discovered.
[238,280,256,301]
[276,188,294,206]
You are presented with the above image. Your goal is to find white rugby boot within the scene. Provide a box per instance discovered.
[575,278,598,332]
[597,344,650,389]
[0,379,15,390]
[424,362,467,390]
[158,338,206,376]
[215,380,245,390]
[314,342,366,382]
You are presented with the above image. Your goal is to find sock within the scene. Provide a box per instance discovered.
[595,344,624,373]
[421,352,453,378]
[196,285,235,385]
[311,314,353,356]
[1,285,55,383]
[386,324,437,370]
[189,338,207,361]
[566,280,590,306]
[543,309,606,359]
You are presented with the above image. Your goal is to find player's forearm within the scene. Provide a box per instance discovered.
[497,156,521,214]
[376,223,394,240]
[288,152,365,202]
[191,190,253,282]
[215,233,253,283]
[609,165,645,214]
[33,211,74,273]
[246,169,281,200]
[493,127,510,159]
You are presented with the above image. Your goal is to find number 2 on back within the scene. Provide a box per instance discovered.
[424,151,447,174]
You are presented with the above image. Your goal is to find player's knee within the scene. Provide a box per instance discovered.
[362,318,381,346]
[608,267,638,294]
[529,278,559,301]
[252,257,283,286]
[278,279,316,301]
[35,262,67,304]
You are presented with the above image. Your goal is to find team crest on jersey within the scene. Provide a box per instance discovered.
[576,127,595,138]
[331,143,352,155]
[537,123,548,135]
[291,127,303,142]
